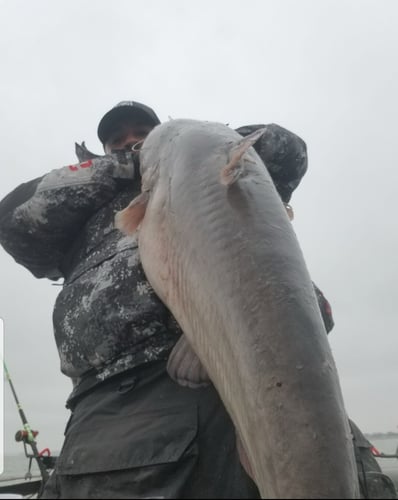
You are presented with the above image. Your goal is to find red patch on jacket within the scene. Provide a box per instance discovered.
[68,160,93,171]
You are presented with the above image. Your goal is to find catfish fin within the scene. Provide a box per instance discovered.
[75,141,101,162]
[236,432,255,480]
[220,127,268,186]
[115,191,149,235]
[167,335,211,388]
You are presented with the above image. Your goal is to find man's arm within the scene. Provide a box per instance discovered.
[0,154,135,279]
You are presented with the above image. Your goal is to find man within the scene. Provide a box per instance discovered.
[0,101,382,499]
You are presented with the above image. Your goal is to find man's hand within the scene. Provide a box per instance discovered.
[75,142,138,182]
[108,149,137,182]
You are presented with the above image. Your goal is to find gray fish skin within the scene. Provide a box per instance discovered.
[116,119,359,499]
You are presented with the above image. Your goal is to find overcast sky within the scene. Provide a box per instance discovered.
[0,0,397,457]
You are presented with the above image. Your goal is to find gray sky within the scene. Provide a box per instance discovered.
[0,0,397,457]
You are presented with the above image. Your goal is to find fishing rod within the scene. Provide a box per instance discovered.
[3,361,50,489]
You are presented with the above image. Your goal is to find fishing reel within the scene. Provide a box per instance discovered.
[14,429,40,480]
[15,429,39,444]
[14,429,54,481]
[6,362,52,491]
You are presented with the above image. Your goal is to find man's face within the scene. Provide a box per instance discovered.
[104,121,154,154]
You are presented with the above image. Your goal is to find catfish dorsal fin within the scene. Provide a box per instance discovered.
[114,191,149,235]
[220,127,268,186]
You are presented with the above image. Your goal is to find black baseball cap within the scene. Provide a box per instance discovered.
[97,101,161,145]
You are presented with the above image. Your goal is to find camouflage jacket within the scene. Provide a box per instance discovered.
[0,123,333,400]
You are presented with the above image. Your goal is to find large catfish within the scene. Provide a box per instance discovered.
[115,119,359,498]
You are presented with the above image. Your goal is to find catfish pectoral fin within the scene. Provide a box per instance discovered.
[220,127,268,186]
[167,335,211,388]
[115,191,149,235]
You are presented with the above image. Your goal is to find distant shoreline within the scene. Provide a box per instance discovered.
[365,433,398,440]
